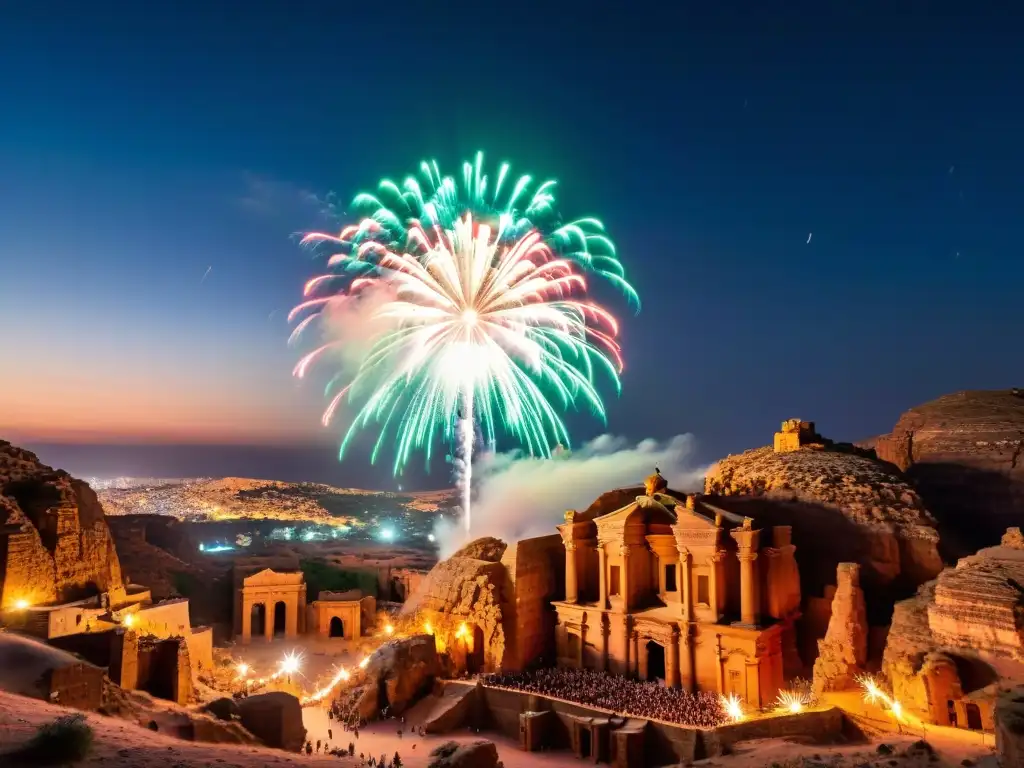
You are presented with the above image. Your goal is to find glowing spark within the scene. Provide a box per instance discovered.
[292,153,637,537]
[775,690,808,714]
[891,700,903,719]
[721,693,744,722]
[236,663,249,677]
[423,621,433,636]
[13,599,29,610]
[384,624,394,636]
[280,651,302,676]
[123,613,136,628]
[358,656,370,669]
[302,666,352,704]
[456,622,469,640]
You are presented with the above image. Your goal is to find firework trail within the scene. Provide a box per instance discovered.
[290,153,637,535]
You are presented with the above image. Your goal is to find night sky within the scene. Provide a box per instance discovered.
[2,2,1023,485]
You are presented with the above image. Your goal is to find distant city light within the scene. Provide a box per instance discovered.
[378,526,395,542]
[13,599,29,610]
[427,533,436,543]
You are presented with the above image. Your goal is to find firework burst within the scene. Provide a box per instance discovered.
[291,154,636,534]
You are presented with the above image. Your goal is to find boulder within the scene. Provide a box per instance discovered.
[996,686,1024,768]
[812,563,868,697]
[236,691,306,752]
[870,389,1024,558]
[427,739,501,768]
[201,697,241,722]
[449,537,507,563]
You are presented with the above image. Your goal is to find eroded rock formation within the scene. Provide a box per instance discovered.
[870,389,1024,558]
[402,538,509,672]
[996,685,1024,767]
[427,739,500,768]
[704,439,942,616]
[337,634,441,721]
[0,441,125,608]
[812,563,868,696]
[882,528,1024,726]
[236,691,307,752]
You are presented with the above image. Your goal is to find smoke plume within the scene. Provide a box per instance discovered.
[434,434,708,557]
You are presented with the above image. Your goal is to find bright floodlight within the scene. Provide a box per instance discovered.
[385,624,394,635]
[237,662,249,677]
[427,533,436,542]
[13,599,29,610]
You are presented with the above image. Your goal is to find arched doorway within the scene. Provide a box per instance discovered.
[965,702,983,730]
[273,601,287,637]
[646,640,666,682]
[250,603,266,638]
[329,616,345,638]
[467,625,485,675]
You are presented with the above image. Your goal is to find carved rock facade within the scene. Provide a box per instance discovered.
[811,563,867,697]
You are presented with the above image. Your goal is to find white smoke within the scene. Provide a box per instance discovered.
[319,283,398,374]
[434,434,708,558]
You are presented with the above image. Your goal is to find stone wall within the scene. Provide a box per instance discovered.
[138,635,193,705]
[47,662,105,711]
[499,533,564,671]
[996,685,1024,767]
[0,441,125,610]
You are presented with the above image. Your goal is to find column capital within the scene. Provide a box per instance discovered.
[737,550,759,563]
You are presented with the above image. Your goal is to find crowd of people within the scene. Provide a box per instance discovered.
[484,668,726,728]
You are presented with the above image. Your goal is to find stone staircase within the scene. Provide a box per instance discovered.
[404,681,477,734]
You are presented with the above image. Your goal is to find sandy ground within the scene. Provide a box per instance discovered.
[0,690,357,767]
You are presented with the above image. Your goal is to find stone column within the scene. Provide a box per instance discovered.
[597,546,608,609]
[241,597,252,643]
[285,596,297,638]
[738,550,758,626]
[680,624,694,692]
[265,598,275,641]
[621,545,631,613]
[565,542,578,604]
[667,629,680,688]
[679,549,692,622]
[632,632,639,677]
[600,614,610,672]
[715,634,725,692]
[623,618,631,676]
[708,554,721,622]
[731,522,761,627]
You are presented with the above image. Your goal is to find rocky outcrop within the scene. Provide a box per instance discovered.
[402,538,509,673]
[870,389,1024,558]
[882,528,1024,724]
[337,635,441,721]
[0,441,125,609]
[236,691,306,752]
[427,739,501,768]
[996,685,1024,767]
[705,442,942,609]
[812,564,868,697]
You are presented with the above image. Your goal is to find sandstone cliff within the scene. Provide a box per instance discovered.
[0,441,125,609]
[870,389,1024,558]
[704,443,942,611]
[882,528,1024,724]
[401,537,508,673]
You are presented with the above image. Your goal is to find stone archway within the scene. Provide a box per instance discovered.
[965,702,983,730]
[250,603,266,638]
[329,616,345,638]
[273,601,287,637]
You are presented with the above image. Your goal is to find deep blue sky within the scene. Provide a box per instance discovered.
[2,2,1022,485]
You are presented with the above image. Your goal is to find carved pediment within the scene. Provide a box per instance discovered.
[243,568,305,587]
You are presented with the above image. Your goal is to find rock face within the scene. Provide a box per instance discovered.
[812,564,868,697]
[871,389,1024,558]
[402,538,509,673]
[338,635,441,721]
[427,739,500,768]
[705,442,942,608]
[0,441,125,609]
[996,685,1024,767]
[882,528,1024,725]
[236,691,306,752]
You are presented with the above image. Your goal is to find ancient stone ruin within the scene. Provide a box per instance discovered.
[811,563,868,697]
